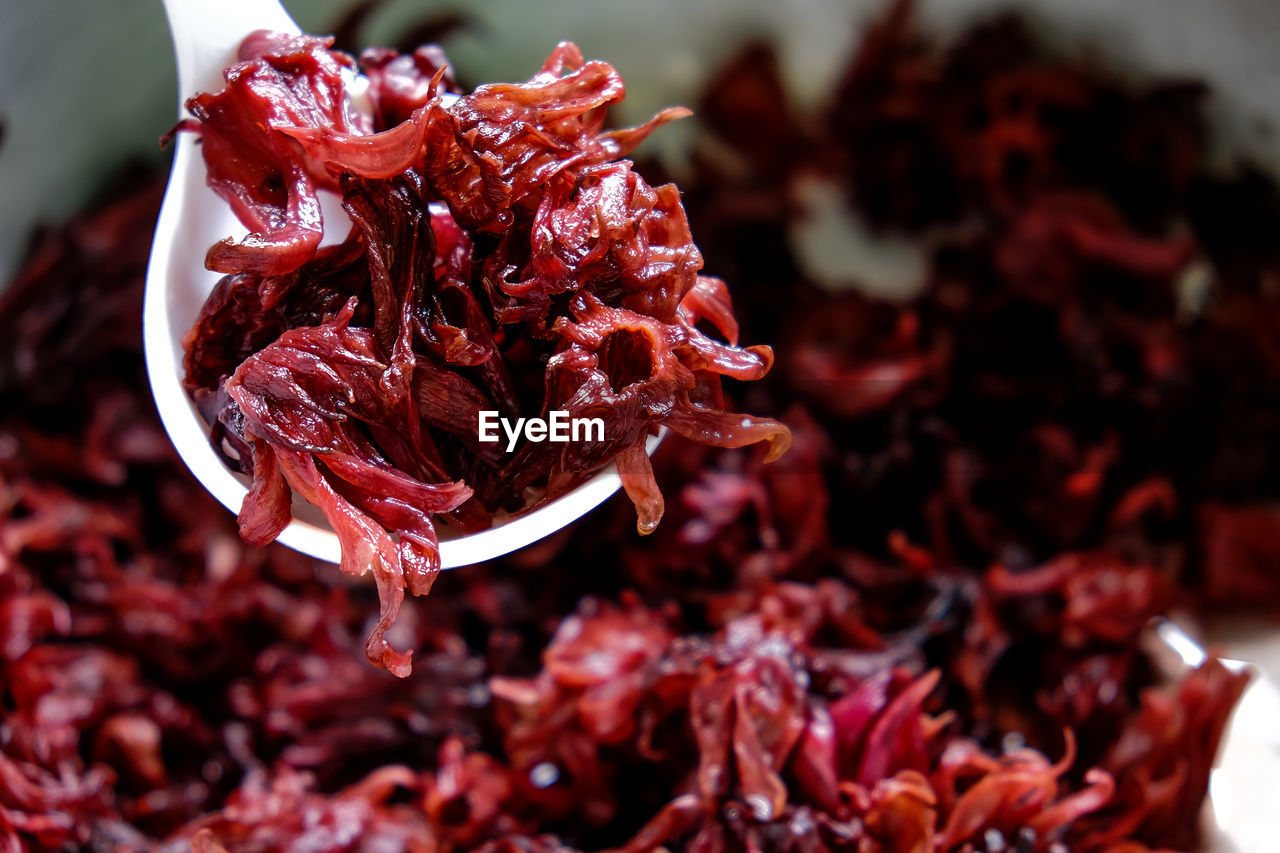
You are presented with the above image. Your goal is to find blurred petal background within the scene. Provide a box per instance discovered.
[2,0,1279,849]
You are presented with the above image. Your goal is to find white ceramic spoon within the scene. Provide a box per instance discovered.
[144,0,661,569]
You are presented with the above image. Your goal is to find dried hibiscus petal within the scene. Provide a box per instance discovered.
[176,32,371,276]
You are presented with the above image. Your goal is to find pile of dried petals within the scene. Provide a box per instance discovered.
[0,1,1273,850]
[177,32,788,675]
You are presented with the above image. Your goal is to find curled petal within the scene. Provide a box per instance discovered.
[615,440,664,535]
[666,404,792,463]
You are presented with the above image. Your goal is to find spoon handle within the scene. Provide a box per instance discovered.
[161,0,300,108]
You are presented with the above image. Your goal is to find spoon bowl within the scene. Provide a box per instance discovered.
[144,0,661,569]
